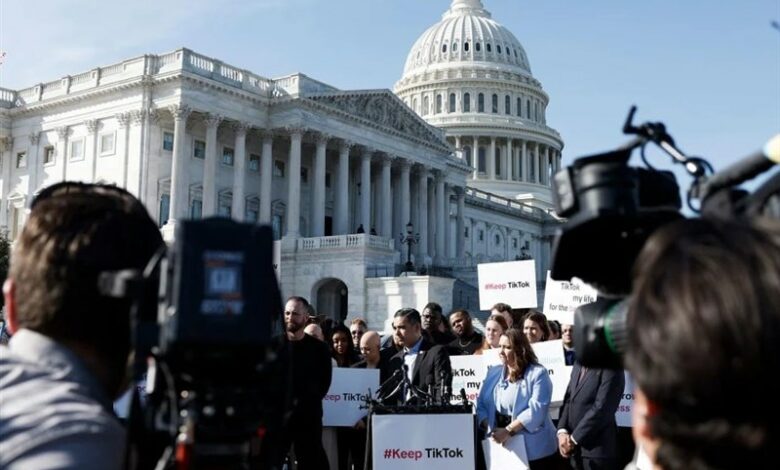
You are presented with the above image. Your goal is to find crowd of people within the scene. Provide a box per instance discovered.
[0,182,777,470]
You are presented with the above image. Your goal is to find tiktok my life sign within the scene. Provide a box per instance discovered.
[477,260,537,310]
[542,271,598,325]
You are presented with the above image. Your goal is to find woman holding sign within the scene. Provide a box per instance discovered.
[477,328,559,469]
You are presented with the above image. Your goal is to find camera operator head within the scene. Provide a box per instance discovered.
[4,182,163,398]
[0,182,163,468]
[625,217,780,470]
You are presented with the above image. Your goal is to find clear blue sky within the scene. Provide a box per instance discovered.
[1,0,778,188]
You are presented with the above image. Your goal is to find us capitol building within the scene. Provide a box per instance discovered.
[0,0,563,329]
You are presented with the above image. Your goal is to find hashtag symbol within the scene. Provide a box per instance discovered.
[384,449,392,459]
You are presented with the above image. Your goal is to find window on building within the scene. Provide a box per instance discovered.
[272,214,283,240]
[435,94,442,114]
[497,45,502,54]
[246,208,258,223]
[326,172,332,188]
[193,140,206,159]
[273,160,285,177]
[162,131,174,151]
[159,194,170,227]
[505,95,511,115]
[249,153,260,171]
[413,98,418,113]
[423,96,430,116]
[463,146,472,167]
[476,42,481,52]
[442,44,447,53]
[478,147,486,173]
[465,227,469,238]
[43,146,55,165]
[16,152,27,169]
[453,42,458,52]
[301,167,309,183]
[70,139,84,161]
[190,199,202,219]
[449,93,456,113]
[464,42,470,52]
[517,98,522,117]
[536,102,540,122]
[492,94,498,113]
[478,93,485,112]
[495,234,501,245]
[222,147,234,166]
[479,230,484,241]
[218,199,231,217]
[495,148,501,176]
[529,152,536,180]
[463,93,471,112]
[486,43,492,52]
[99,133,115,155]
[527,101,531,119]
[512,238,518,249]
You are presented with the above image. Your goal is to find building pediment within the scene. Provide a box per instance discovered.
[306,91,450,151]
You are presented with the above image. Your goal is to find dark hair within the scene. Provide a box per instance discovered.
[423,302,442,316]
[626,218,780,470]
[502,327,538,382]
[286,296,310,307]
[10,183,163,395]
[548,320,561,337]
[523,311,551,341]
[491,302,512,313]
[330,324,359,367]
[449,309,471,319]
[394,308,421,326]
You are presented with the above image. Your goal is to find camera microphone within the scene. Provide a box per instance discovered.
[700,134,780,200]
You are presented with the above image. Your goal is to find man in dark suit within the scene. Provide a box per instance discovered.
[557,364,625,470]
[385,308,452,404]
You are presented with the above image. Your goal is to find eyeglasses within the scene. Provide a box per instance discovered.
[359,347,374,353]
[30,181,136,211]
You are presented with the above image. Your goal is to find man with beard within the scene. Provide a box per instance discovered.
[448,309,484,355]
[277,296,332,469]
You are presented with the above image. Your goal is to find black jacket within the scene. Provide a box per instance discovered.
[273,334,332,421]
[385,337,453,404]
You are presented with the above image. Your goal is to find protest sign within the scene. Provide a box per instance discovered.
[450,355,488,406]
[477,260,537,310]
[322,368,379,427]
[616,371,634,427]
[542,271,598,325]
[373,414,475,470]
[482,435,528,470]
[530,339,571,403]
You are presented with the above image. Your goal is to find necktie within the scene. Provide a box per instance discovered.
[577,366,588,386]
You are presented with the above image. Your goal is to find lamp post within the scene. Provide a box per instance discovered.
[399,221,421,273]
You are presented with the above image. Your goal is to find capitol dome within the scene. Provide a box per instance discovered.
[403,0,532,77]
[394,0,563,209]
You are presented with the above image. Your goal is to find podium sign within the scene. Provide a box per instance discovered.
[372,414,475,470]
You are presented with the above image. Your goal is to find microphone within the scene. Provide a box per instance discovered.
[700,134,780,200]
[375,368,403,400]
[460,388,468,405]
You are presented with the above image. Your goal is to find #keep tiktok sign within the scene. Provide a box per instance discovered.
[477,260,538,310]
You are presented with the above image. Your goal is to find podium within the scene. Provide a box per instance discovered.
[369,407,477,470]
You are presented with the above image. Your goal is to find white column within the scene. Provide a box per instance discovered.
[285,127,303,238]
[456,188,465,256]
[380,156,392,238]
[444,185,451,259]
[0,137,13,228]
[335,140,351,234]
[417,166,428,261]
[167,105,191,224]
[259,131,274,224]
[311,133,328,236]
[360,148,372,232]
[520,139,527,182]
[436,172,446,262]
[399,161,411,228]
[231,122,250,221]
[488,137,496,179]
[202,113,222,216]
[542,145,550,186]
[116,113,131,189]
[501,137,512,181]
[454,135,462,159]
[27,132,40,196]
[84,120,100,183]
[56,127,70,182]
[533,142,540,184]
[507,139,514,181]
[471,136,479,179]
[427,178,436,255]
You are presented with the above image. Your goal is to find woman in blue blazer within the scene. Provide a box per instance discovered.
[477,328,559,469]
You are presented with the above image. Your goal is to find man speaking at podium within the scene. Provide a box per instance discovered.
[386,308,453,404]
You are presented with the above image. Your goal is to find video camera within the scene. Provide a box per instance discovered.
[550,107,780,369]
[99,218,286,469]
